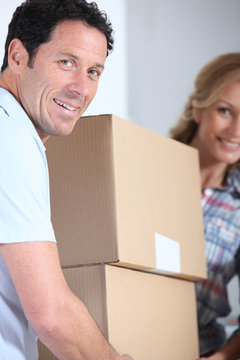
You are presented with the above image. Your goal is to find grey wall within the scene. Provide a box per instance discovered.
[127,0,240,136]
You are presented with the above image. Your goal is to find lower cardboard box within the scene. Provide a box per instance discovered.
[38,264,199,360]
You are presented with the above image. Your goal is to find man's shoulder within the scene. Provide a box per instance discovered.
[0,113,33,148]
[0,113,46,175]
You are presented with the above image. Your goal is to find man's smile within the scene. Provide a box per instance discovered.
[53,98,78,111]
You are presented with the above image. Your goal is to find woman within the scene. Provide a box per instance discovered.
[170,53,240,360]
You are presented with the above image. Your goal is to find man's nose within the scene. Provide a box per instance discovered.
[68,71,90,98]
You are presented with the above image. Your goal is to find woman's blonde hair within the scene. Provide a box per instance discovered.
[170,52,240,171]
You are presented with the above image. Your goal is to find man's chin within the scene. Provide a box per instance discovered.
[53,120,79,137]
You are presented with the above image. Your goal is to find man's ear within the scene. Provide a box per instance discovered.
[192,107,202,124]
[8,38,28,73]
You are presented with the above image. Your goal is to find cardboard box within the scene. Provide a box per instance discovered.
[46,114,206,280]
[38,265,199,360]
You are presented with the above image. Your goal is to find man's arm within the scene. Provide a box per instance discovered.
[0,241,133,360]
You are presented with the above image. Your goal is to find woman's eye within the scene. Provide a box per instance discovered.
[218,107,231,116]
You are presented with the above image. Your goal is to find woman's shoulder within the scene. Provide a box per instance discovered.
[228,168,240,195]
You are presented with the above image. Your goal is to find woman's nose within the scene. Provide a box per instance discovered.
[231,115,240,137]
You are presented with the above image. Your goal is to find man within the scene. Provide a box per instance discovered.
[0,0,134,359]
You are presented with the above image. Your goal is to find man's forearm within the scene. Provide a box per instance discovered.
[35,291,120,360]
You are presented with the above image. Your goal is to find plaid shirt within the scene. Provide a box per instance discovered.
[196,168,240,356]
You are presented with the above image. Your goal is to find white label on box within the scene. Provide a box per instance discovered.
[155,233,181,273]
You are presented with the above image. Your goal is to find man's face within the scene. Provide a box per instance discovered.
[16,20,107,142]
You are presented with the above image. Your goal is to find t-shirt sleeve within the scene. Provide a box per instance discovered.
[0,120,56,243]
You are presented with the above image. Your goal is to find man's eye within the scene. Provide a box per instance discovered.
[89,69,100,78]
[60,60,73,67]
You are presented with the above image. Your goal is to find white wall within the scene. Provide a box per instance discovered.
[84,0,128,119]
[0,1,21,60]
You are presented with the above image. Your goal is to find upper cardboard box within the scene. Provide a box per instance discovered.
[46,114,206,280]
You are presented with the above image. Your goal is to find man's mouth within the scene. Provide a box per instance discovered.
[54,98,77,111]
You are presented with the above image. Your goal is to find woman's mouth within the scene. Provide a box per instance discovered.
[217,136,240,150]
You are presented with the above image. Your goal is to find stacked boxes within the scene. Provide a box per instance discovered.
[38,114,207,359]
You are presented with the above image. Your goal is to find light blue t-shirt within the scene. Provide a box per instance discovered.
[0,88,56,359]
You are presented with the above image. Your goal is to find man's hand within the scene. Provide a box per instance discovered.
[120,356,135,360]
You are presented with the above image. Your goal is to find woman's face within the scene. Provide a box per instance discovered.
[191,81,240,167]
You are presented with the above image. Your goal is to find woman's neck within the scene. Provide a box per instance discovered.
[200,164,227,190]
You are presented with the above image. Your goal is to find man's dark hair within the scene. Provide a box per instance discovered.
[1,0,114,72]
